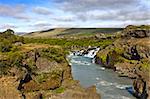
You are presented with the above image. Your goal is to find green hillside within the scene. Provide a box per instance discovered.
[24,28,123,38]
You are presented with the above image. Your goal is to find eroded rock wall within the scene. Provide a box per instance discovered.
[95,26,150,99]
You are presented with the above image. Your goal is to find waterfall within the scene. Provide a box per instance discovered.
[84,48,100,58]
[72,47,100,59]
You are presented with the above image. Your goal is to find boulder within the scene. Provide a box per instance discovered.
[133,77,148,99]
[125,30,150,38]
[123,25,150,38]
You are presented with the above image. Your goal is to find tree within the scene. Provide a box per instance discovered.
[4,29,15,35]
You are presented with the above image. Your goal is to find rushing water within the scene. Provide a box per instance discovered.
[68,54,136,99]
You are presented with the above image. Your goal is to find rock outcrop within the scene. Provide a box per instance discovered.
[95,25,150,99]
[0,44,100,99]
[122,25,150,38]
[133,76,148,99]
[123,30,150,38]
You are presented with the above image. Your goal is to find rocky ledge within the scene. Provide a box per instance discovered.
[95,25,150,99]
[0,44,100,99]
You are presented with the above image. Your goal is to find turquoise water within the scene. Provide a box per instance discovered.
[68,55,136,99]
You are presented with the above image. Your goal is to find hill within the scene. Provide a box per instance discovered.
[23,28,123,38]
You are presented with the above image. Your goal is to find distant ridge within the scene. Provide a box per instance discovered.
[23,28,123,38]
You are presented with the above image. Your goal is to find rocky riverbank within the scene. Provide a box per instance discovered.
[0,29,100,99]
[0,44,100,99]
[95,25,150,99]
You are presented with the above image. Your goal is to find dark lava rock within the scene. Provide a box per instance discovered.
[126,30,149,38]
[133,77,148,99]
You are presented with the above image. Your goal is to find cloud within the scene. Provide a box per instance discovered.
[54,0,149,25]
[0,0,149,32]
[0,4,31,21]
[0,24,17,29]
[52,16,75,22]
[76,8,150,22]
[33,23,52,27]
[55,0,139,12]
[50,23,78,28]
[76,10,117,21]
[29,22,52,31]
[117,9,150,21]
[32,7,52,15]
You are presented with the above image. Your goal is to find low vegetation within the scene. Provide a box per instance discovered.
[24,28,123,38]
[24,37,114,50]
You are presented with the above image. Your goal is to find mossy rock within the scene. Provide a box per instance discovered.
[23,75,62,91]
[53,87,65,93]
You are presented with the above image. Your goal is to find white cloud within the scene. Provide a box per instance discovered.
[0,4,31,21]
[0,24,17,29]
[0,0,149,32]
[32,7,52,15]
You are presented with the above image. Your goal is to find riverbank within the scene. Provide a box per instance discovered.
[0,44,100,99]
[69,25,150,99]
[95,25,150,99]
[0,25,149,99]
[0,30,100,99]
[68,54,136,99]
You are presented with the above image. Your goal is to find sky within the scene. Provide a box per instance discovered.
[0,0,149,32]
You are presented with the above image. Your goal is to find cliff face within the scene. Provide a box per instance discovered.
[18,48,72,92]
[95,25,150,99]
[0,44,100,99]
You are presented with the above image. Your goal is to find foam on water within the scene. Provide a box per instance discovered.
[96,77,100,80]
[115,84,132,90]
[96,80,132,90]
[71,59,91,65]
[100,67,105,70]
[105,94,131,99]
[97,80,113,86]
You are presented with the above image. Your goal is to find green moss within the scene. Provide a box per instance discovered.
[141,59,150,70]
[11,46,20,52]
[35,70,63,83]
[100,54,107,63]
[116,56,137,64]
[112,47,124,54]
[125,25,150,30]
[40,47,66,63]
[36,73,49,83]
[53,87,65,93]
[26,58,36,71]
[0,51,24,75]
[51,70,63,80]
[142,62,149,68]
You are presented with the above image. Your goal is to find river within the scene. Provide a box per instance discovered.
[68,54,136,99]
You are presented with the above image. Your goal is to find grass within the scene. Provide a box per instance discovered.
[125,25,150,30]
[24,28,123,38]
[24,37,114,50]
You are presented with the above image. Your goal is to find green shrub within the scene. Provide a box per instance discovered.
[7,51,24,68]
[0,40,12,52]
[24,37,114,50]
